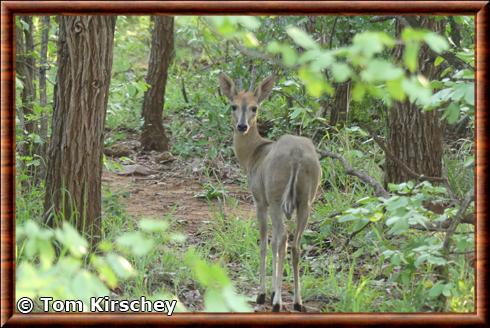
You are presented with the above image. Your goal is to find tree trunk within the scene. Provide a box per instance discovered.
[44,16,116,244]
[16,16,37,158]
[385,18,445,185]
[330,80,351,126]
[140,16,174,151]
[38,16,50,179]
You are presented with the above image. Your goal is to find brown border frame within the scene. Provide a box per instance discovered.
[1,1,488,327]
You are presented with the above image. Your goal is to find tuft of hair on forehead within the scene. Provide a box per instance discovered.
[232,91,259,106]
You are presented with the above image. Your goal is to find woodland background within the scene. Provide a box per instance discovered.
[15,15,474,312]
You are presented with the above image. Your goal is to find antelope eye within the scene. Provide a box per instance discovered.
[250,106,257,113]
[231,105,238,111]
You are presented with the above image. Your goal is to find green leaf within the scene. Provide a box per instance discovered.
[464,156,474,168]
[427,255,447,266]
[391,252,401,266]
[298,49,323,64]
[55,223,88,258]
[424,33,449,53]
[361,60,404,82]
[204,289,228,312]
[71,270,110,305]
[91,255,118,289]
[116,231,154,256]
[451,83,467,101]
[386,216,409,235]
[282,47,297,67]
[139,218,169,232]
[127,84,138,98]
[352,32,394,58]
[385,196,409,212]
[404,42,420,73]
[186,250,231,289]
[236,16,260,30]
[310,52,334,72]
[298,67,333,97]
[401,28,427,42]
[464,83,475,105]
[415,253,430,267]
[331,63,352,83]
[442,283,453,297]
[442,103,460,124]
[243,32,259,48]
[338,214,359,223]
[386,78,406,101]
[351,82,366,102]
[211,17,236,36]
[370,212,384,222]
[434,56,444,66]
[286,26,318,50]
[428,281,445,298]
[106,253,135,279]
[266,41,282,54]
[402,77,432,106]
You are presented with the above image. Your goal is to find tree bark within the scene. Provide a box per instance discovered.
[38,16,50,179]
[16,16,37,157]
[140,16,174,151]
[385,18,445,185]
[44,16,116,244]
[330,80,351,126]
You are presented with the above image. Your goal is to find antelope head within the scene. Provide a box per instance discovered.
[219,73,275,135]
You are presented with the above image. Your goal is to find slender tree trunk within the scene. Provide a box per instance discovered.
[38,16,50,179]
[385,18,445,184]
[44,16,116,244]
[16,16,37,157]
[330,80,351,126]
[140,16,174,151]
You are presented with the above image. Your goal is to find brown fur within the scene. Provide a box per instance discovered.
[219,73,321,312]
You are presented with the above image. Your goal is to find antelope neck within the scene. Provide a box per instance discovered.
[233,124,271,171]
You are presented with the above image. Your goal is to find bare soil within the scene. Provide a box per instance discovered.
[102,149,255,235]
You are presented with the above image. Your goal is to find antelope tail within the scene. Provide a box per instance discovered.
[282,162,300,219]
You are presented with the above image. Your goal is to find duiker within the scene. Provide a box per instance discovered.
[219,73,321,312]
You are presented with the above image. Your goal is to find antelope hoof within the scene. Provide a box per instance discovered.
[270,292,275,305]
[256,293,266,304]
[294,303,307,312]
[272,303,281,312]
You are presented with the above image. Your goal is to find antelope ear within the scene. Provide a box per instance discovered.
[254,74,275,103]
[218,72,236,101]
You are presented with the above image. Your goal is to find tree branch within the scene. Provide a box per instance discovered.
[344,221,372,248]
[442,189,474,252]
[362,124,446,183]
[361,124,459,205]
[318,150,390,198]
[411,212,474,232]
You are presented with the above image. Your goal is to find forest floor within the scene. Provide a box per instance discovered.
[101,135,324,312]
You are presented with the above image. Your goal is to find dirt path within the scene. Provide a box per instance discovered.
[102,149,255,237]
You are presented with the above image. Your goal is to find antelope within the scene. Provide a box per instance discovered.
[218,73,322,312]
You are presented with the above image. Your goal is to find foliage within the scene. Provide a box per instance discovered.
[333,181,474,310]
[186,249,251,312]
[209,17,450,106]
[16,216,251,312]
[428,66,474,126]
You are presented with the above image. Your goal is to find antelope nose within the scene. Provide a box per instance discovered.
[237,124,248,132]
